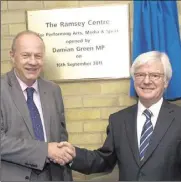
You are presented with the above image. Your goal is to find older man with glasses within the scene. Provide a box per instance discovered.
[57,51,181,181]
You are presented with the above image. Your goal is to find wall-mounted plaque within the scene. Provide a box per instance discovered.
[27,4,130,81]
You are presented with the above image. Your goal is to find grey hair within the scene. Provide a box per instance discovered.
[130,51,172,84]
[11,30,45,53]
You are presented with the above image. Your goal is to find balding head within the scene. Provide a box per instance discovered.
[11,30,45,54]
[10,30,45,86]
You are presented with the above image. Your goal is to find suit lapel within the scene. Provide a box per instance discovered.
[140,100,175,166]
[38,78,51,142]
[7,70,35,138]
[124,104,140,167]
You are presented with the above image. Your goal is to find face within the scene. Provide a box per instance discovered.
[134,61,168,107]
[10,34,45,86]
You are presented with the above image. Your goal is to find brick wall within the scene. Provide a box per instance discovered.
[1,1,181,180]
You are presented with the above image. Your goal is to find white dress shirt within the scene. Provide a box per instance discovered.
[14,71,47,142]
[137,98,163,148]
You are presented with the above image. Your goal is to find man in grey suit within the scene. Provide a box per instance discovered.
[59,51,181,180]
[1,30,75,181]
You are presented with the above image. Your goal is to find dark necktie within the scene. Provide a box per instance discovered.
[26,87,44,141]
[139,109,153,161]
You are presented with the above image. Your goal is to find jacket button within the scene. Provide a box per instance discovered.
[25,176,29,180]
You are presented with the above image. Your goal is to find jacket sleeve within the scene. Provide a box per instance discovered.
[71,115,117,174]
[1,109,48,170]
[53,85,73,180]
[54,85,68,142]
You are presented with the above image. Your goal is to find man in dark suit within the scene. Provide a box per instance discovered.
[59,51,181,180]
[1,30,75,181]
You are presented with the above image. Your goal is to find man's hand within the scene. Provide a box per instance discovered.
[48,142,75,165]
[57,141,76,164]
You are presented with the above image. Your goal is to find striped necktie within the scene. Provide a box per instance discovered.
[139,109,153,161]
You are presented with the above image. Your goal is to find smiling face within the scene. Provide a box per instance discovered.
[10,33,45,86]
[134,60,168,107]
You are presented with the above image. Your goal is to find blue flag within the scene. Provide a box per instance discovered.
[131,1,181,100]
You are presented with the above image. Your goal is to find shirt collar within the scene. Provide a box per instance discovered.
[138,97,163,116]
[14,69,39,93]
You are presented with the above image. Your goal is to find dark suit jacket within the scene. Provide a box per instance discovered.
[1,70,72,181]
[71,100,181,181]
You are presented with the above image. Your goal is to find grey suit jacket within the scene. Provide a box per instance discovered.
[1,70,72,181]
[71,100,181,180]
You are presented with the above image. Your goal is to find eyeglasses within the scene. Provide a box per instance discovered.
[134,72,164,81]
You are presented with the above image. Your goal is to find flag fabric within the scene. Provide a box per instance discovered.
[131,0,181,100]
